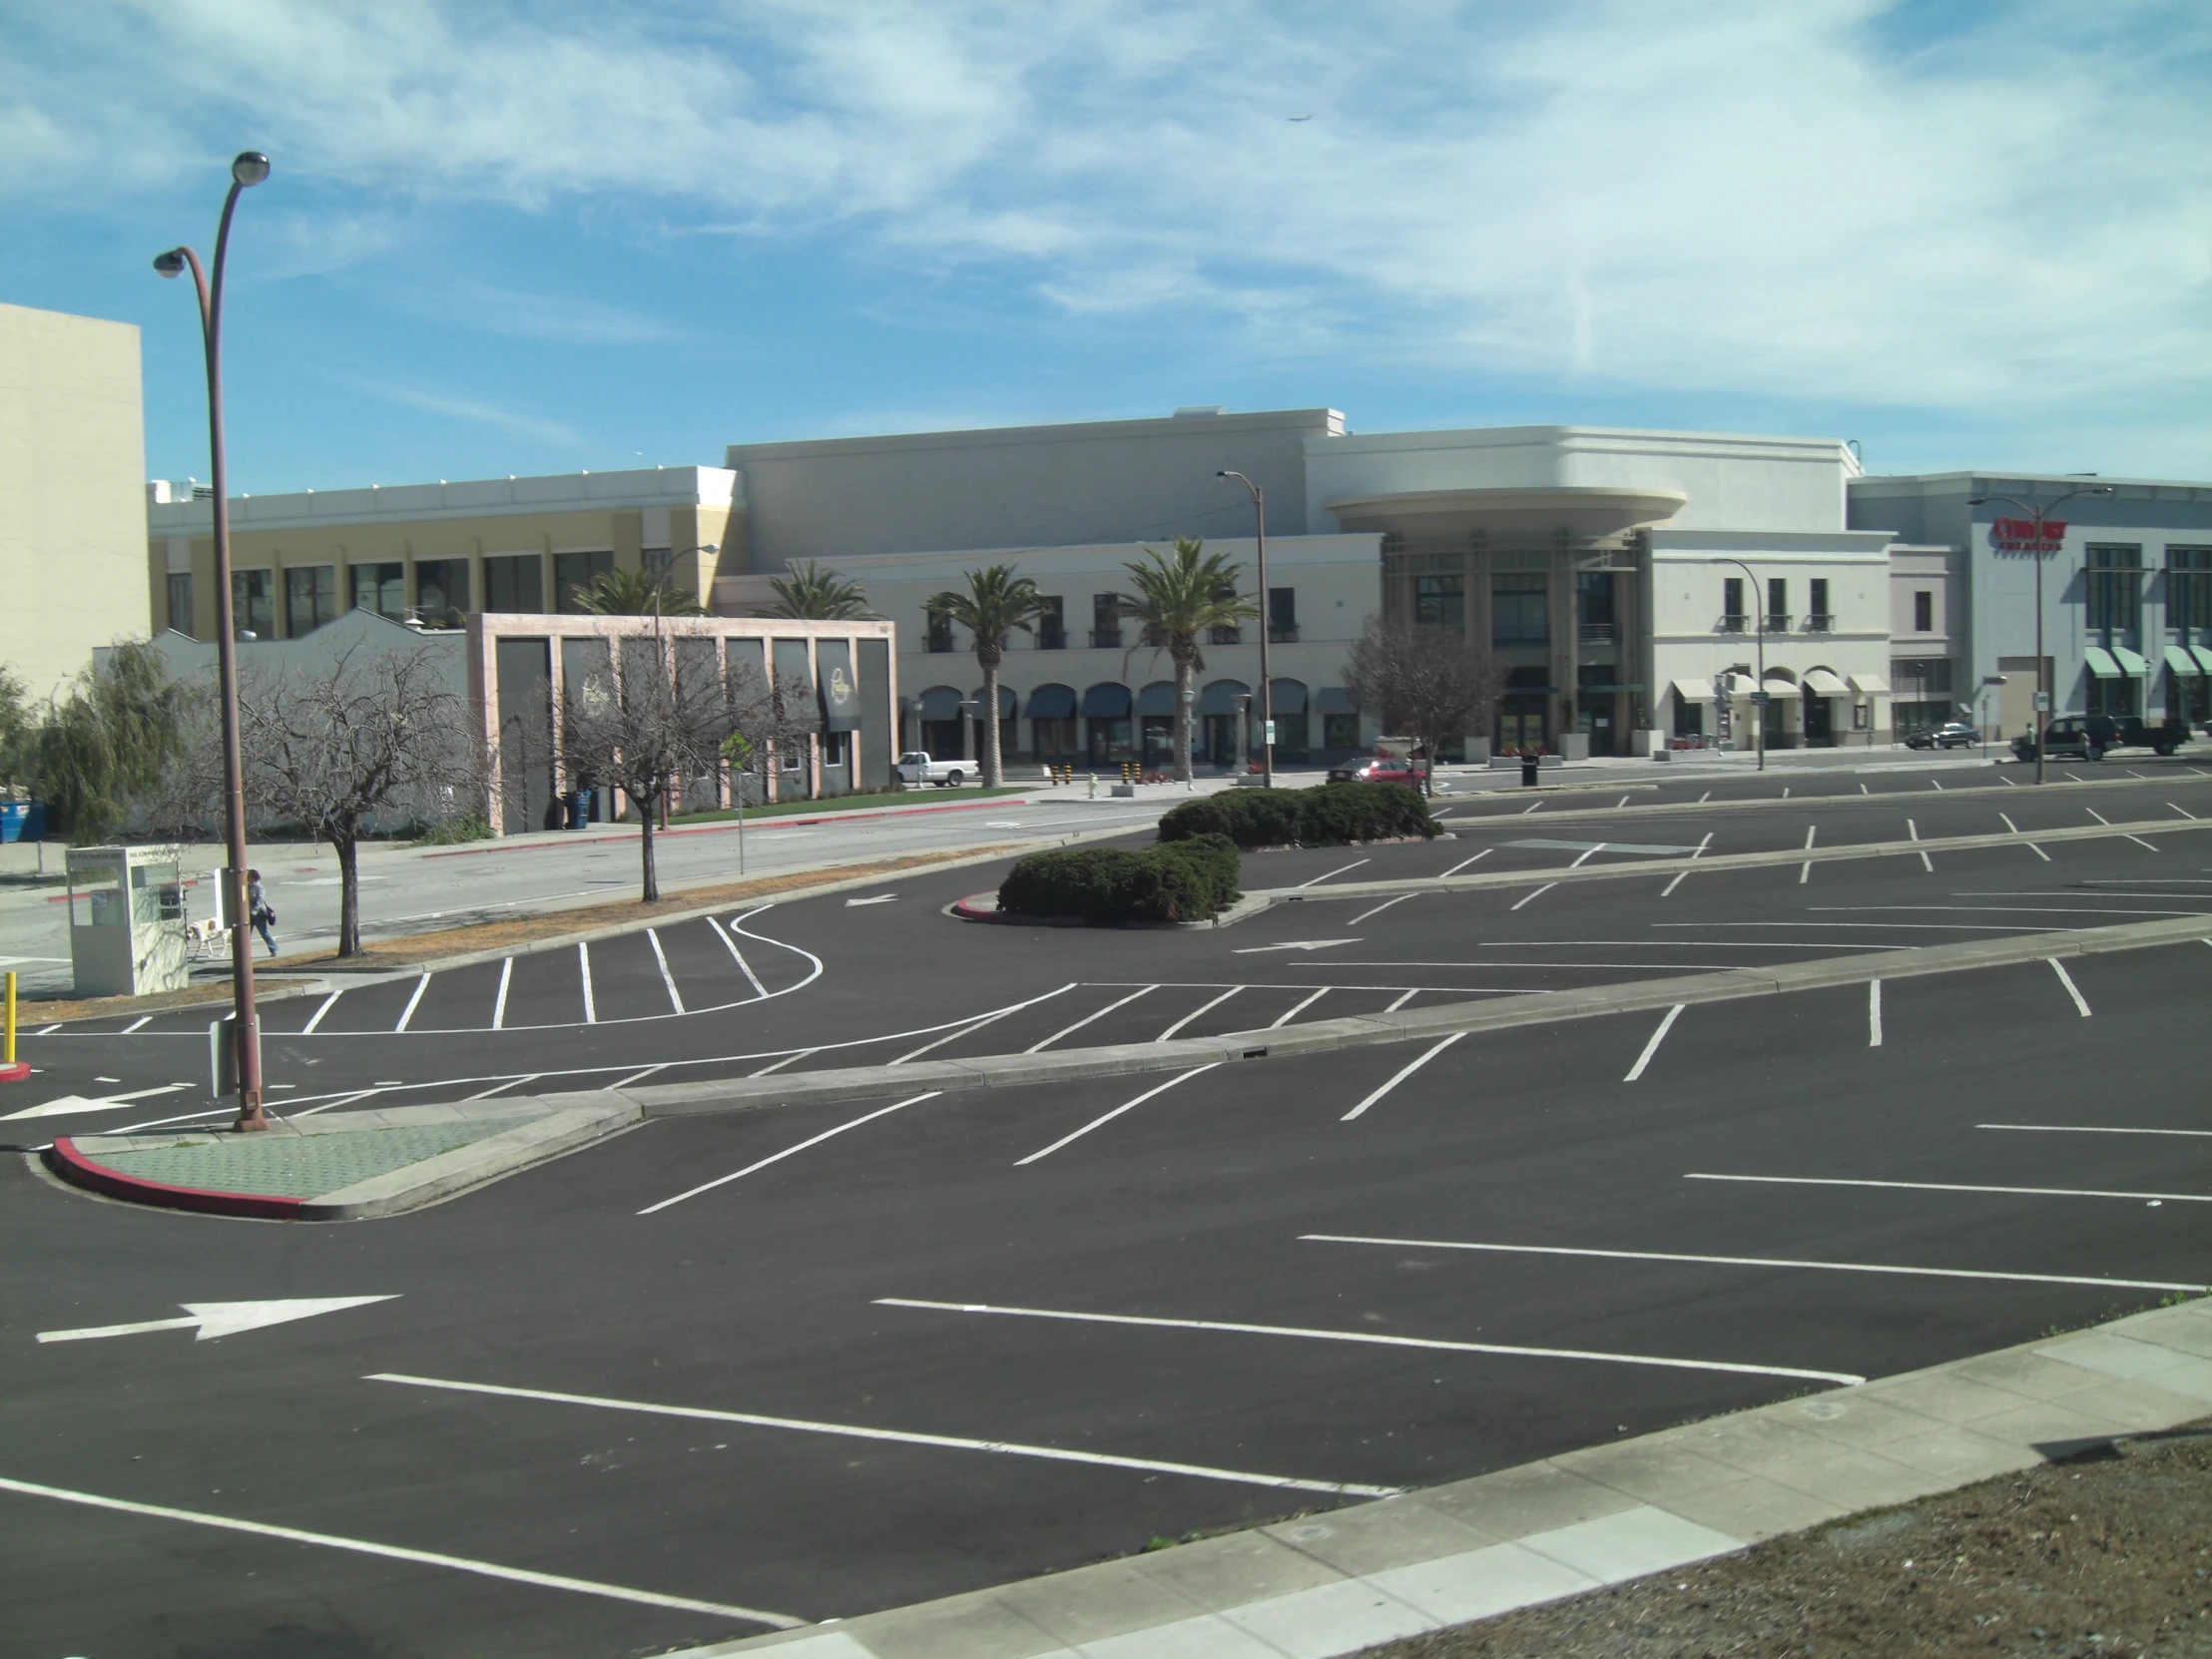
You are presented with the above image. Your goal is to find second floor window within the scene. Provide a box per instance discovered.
[1415,575,1463,630]
[166,572,193,636]
[286,565,338,637]
[924,611,954,653]
[1036,596,1066,648]
[232,569,275,638]
[1722,577,1745,631]
[1808,578,1830,629]
[1914,590,1933,632]
[1091,594,1122,648]
[1492,574,1545,644]
[1576,571,1615,639]
[1766,578,1789,630]
[2085,544,2141,632]
[1268,586,1298,642]
[2167,548,2211,629]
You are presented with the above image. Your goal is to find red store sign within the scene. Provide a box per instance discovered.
[1990,517,2065,552]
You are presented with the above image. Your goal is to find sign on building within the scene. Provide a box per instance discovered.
[1989,518,2066,553]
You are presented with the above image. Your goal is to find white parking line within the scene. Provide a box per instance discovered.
[491,958,511,1029]
[2048,958,2092,1016]
[122,1015,151,1034]
[608,1064,668,1092]
[1298,1235,2207,1295]
[1155,986,1243,1041]
[1868,978,1883,1047]
[1270,987,1331,1028]
[1015,1065,1221,1164]
[462,1076,536,1102]
[1023,984,1153,1053]
[1800,825,1816,884]
[0,1472,800,1629]
[1661,870,1689,897]
[1297,858,1372,888]
[1439,849,1492,877]
[367,1373,1394,1499]
[1349,893,1412,926]
[1699,791,1712,804]
[896,988,1075,1064]
[1523,800,1545,814]
[299,993,340,1035]
[713,919,770,999]
[875,1298,1863,1385]
[1687,1172,2207,1204]
[1908,818,1932,871]
[578,942,596,1024]
[1693,831,1713,857]
[2125,833,2160,851]
[1509,882,1556,911]
[2171,803,2198,820]
[640,1091,943,1213]
[394,974,430,1033]
[1621,1005,1685,1081]
[646,929,685,1014]
[1384,989,1420,1011]
[749,1050,814,1077]
[1980,1122,2212,1139]
[1997,812,2053,860]
[1616,795,1631,808]
[1342,1031,1466,1122]
[2086,807,2111,825]
[2000,774,2016,786]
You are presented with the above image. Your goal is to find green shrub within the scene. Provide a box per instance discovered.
[1156,784,1436,848]
[414,812,493,845]
[998,832,1240,924]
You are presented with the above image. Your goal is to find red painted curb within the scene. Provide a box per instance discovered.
[951,892,1000,921]
[422,794,1036,858]
[0,1062,30,1083]
[45,1137,304,1221]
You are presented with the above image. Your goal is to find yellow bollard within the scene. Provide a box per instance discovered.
[4,969,14,1063]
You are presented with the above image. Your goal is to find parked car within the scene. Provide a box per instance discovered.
[1904,722,1978,750]
[1327,755,1424,787]
[893,751,971,787]
[2012,715,2185,763]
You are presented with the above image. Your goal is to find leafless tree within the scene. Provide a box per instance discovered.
[559,628,814,902]
[1340,615,1506,796]
[237,644,479,955]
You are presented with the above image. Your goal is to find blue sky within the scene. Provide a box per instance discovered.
[4,1,2208,495]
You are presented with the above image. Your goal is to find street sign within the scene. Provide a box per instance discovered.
[1263,720,1277,745]
[2033,692,2051,711]
[1751,691,1771,705]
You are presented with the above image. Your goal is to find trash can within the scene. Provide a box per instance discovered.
[568,790,591,830]
[0,802,42,842]
[1520,753,1540,788]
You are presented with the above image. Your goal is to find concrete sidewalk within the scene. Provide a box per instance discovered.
[675,1296,2212,1659]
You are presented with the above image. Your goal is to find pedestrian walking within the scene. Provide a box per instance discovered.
[246,868,277,957]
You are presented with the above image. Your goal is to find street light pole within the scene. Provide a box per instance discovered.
[1967,486,2114,787]
[1217,471,1273,787]
[1705,558,1766,773]
[155,151,271,1131]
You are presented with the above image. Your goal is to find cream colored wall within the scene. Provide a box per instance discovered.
[0,302,150,698]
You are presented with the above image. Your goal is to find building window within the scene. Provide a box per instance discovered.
[1890,658,1953,697]
[1409,575,1460,631]
[553,551,614,613]
[1807,578,1831,631]
[482,554,544,613]
[2167,548,2212,630]
[1090,594,1123,650]
[1914,590,1933,633]
[1208,579,1242,645]
[1036,596,1066,650]
[641,546,672,577]
[1721,577,1745,633]
[232,569,275,638]
[1323,712,1361,750]
[166,573,193,636]
[414,559,470,626]
[1672,696,1704,738]
[2086,674,2139,718]
[1576,571,1615,643]
[821,732,847,768]
[2085,545,2141,632]
[351,562,405,620]
[285,566,337,637]
[1490,574,1546,644]
[1765,578,1789,632]
[1269,587,1299,643]
[923,611,955,653]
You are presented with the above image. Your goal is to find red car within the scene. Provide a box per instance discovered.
[1326,755,1424,786]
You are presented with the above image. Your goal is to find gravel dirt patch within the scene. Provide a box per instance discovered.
[1362,1420,2212,1659]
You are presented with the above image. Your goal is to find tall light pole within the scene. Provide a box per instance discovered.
[1967,485,2114,786]
[1217,470,1273,787]
[1704,557,1766,773]
[155,150,271,1131]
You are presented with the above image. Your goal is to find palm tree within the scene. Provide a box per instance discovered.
[923,565,1047,787]
[1118,537,1257,781]
[766,561,877,620]
[573,568,707,617]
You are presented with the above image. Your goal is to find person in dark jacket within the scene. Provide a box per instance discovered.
[246,869,277,957]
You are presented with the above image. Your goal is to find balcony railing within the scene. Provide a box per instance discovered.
[1035,628,1067,650]
[1088,627,1123,649]
[1763,612,1791,633]
[1804,613,1835,633]
[1209,625,1242,645]
[923,634,957,654]
[1577,622,1616,644]
[1718,613,1748,634]
[1268,624,1300,644]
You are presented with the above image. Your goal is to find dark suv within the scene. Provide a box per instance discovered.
[2014,715,2184,762]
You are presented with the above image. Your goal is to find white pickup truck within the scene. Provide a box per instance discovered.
[894,751,972,788]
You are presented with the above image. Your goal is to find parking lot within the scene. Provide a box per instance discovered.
[4,764,2210,1656]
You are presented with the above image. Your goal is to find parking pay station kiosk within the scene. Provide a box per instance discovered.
[66,845,191,999]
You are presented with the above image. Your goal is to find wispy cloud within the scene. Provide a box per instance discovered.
[357,377,585,449]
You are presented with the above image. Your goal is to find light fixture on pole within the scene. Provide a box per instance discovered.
[1966,485,2114,786]
[154,149,271,1132]
[1216,471,1273,787]
[1703,558,1767,773]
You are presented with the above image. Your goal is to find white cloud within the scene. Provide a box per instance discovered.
[7,0,2208,444]
[357,377,586,448]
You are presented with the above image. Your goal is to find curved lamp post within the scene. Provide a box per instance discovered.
[154,150,271,1131]
[1965,485,2114,786]
[1703,557,1766,772]
[1216,470,1273,786]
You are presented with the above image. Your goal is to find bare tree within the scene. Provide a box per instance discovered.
[559,628,814,902]
[237,643,479,955]
[1340,616,1506,796]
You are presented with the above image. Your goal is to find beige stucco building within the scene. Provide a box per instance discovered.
[0,301,151,700]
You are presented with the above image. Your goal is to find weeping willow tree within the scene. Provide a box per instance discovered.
[22,642,203,840]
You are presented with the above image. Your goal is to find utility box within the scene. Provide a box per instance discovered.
[67,845,190,999]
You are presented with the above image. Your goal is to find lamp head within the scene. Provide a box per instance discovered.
[1967,497,1987,506]
[153,249,187,278]
[232,152,271,187]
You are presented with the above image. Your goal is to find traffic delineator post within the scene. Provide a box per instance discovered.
[2,970,27,1083]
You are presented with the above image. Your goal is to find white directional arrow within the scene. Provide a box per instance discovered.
[843,893,899,907]
[1232,938,1362,954]
[4,1084,190,1122]
[37,1297,397,1345]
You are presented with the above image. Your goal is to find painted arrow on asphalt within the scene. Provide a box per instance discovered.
[37,1297,398,1345]
[4,1084,191,1121]
[1232,939,1362,954]
[843,893,899,906]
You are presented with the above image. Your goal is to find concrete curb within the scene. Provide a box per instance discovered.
[671,1297,2212,1658]
[42,1098,638,1221]
[949,891,1273,931]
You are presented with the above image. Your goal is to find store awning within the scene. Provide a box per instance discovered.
[1026,683,1077,720]
[970,684,1016,719]
[2112,646,2148,677]
[2194,645,2212,677]
[1720,672,1759,699]
[1849,673,1891,696]
[1670,677,1717,704]
[1760,673,1802,700]
[1269,678,1308,714]
[1134,681,1177,716]
[1198,679,1250,716]
[2083,646,2122,680]
[1315,686,1358,714]
[1081,683,1132,719]
[916,685,962,721]
[1802,667,1850,696]
[2164,646,2203,680]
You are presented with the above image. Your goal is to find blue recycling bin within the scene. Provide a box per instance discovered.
[0,802,45,842]
[567,791,591,830]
